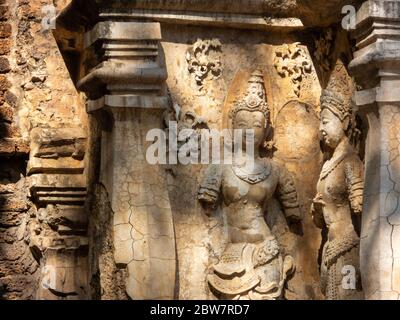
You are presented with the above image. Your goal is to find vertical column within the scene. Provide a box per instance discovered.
[78,21,176,300]
[28,127,88,300]
[350,0,400,300]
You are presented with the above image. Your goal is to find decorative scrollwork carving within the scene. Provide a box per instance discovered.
[314,28,334,73]
[186,39,223,90]
[273,43,312,97]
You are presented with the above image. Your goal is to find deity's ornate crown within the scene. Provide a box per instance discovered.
[321,60,355,122]
[229,70,270,120]
[320,89,350,121]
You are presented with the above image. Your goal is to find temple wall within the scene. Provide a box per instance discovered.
[78,22,348,300]
[3,0,391,301]
[0,0,87,299]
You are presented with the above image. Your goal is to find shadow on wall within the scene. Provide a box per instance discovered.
[0,83,35,299]
[0,152,32,299]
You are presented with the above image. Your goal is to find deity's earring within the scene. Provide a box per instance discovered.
[262,123,275,154]
[263,140,275,151]
[342,116,350,133]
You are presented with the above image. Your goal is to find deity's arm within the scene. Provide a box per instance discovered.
[275,163,302,223]
[198,164,223,207]
[344,155,364,215]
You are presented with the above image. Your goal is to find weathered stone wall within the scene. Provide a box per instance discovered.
[155,25,355,300]
[0,0,87,299]
[0,0,37,300]
[78,20,359,299]
[0,0,368,300]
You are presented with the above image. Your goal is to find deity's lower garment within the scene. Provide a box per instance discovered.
[207,236,293,300]
[320,231,363,300]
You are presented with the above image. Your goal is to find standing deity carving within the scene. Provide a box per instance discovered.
[312,63,364,300]
[198,70,302,300]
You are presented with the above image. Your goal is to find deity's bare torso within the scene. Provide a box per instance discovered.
[222,159,285,243]
[314,142,363,241]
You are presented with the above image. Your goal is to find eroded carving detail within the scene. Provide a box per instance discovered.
[186,39,222,90]
[314,28,334,73]
[274,43,312,97]
[27,127,88,300]
[312,63,363,300]
[164,102,209,160]
[198,70,301,300]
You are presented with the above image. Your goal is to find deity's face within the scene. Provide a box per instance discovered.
[319,108,346,149]
[233,110,267,151]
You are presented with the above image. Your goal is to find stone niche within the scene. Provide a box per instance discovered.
[52,0,361,300]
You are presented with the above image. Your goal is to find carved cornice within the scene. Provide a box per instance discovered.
[28,128,87,206]
[74,20,168,113]
[349,0,400,106]
[57,0,302,28]
[99,10,304,32]
[57,0,362,29]
[55,0,304,34]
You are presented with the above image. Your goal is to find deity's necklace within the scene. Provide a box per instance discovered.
[320,141,353,180]
[232,157,271,184]
[320,154,347,181]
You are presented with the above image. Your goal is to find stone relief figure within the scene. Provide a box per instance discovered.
[198,70,302,300]
[312,69,364,299]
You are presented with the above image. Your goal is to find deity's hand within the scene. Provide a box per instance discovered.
[198,194,217,215]
[350,196,363,215]
[285,207,302,224]
[198,186,220,216]
[284,207,303,235]
[311,194,325,228]
[197,164,222,214]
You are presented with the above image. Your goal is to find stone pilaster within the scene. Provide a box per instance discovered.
[349,0,400,300]
[28,127,88,300]
[78,21,176,300]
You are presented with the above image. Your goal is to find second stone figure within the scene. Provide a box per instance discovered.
[312,64,364,300]
[198,70,302,300]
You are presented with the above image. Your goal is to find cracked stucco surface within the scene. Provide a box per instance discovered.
[100,108,176,300]
[362,104,400,300]
[378,104,400,299]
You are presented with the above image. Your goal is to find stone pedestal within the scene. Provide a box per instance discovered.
[350,0,400,300]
